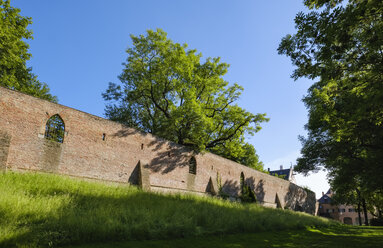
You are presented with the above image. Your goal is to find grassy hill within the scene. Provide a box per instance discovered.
[0,171,336,247]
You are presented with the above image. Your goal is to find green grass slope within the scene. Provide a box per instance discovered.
[0,171,335,247]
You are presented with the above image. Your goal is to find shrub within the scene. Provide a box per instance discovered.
[371,218,383,226]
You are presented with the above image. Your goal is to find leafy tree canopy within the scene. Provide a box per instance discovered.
[278,0,383,217]
[103,29,268,171]
[0,0,56,102]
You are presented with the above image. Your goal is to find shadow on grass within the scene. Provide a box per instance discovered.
[66,226,383,248]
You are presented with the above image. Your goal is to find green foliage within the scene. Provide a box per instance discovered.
[103,29,268,170]
[240,173,256,203]
[0,0,56,102]
[216,172,229,199]
[278,0,383,215]
[211,141,265,171]
[303,0,344,9]
[0,171,334,247]
[240,184,256,203]
[371,218,383,226]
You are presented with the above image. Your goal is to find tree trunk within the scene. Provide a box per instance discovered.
[357,201,362,226]
[362,198,369,226]
[356,188,362,226]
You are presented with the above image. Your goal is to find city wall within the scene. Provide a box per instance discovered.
[0,86,316,214]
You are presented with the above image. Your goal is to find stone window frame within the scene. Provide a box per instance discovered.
[44,114,65,143]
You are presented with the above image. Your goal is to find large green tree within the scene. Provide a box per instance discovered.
[103,29,267,170]
[278,0,383,223]
[0,0,56,102]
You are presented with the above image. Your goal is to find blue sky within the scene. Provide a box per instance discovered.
[12,0,329,196]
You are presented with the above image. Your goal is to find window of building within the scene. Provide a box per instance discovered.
[44,114,65,143]
[348,208,354,212]
[189,156,197,174]
[343,217,353,225]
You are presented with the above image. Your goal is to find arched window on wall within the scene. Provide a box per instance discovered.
[44,114,65,143]
[189,156,197,174]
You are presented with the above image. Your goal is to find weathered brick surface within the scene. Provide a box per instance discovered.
[0,87,316,214]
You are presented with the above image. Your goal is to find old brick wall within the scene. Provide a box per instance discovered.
[0,87,316,214]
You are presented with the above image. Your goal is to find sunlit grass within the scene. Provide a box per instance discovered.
[0,171,336,247]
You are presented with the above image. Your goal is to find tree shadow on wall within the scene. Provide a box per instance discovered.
[254,179,265,203]
[113,127,193,174]
[220,177,264,203]
[221,179,240,197]
[128,161,140,185]
[284,184,315,214]
[244,177,256,191]
[243,176,259,200]
[284,184,304,211]
[113,126,179,153]
[148,145,191,174]
[112,127,149,138]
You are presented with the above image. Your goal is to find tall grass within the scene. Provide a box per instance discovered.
[0,171,336,247]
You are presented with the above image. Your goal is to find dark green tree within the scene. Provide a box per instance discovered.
[278,0,383,223]
[103,29,268,170]
[0,0,56,102]
[330,169,369,225]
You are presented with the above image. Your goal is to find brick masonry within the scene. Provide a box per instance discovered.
[0,86,316,214]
